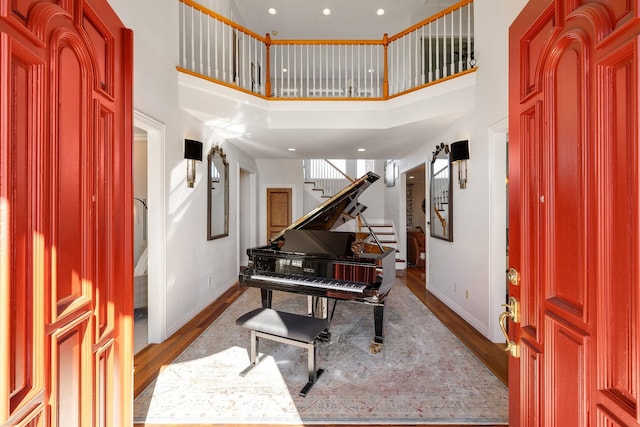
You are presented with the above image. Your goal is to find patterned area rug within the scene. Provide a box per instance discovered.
[134,281,508,424]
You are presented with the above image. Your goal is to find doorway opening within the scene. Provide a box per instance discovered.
[133,127,149,353]
[133,110,168,350]
[238,166,257,268]
[488,118,509,343]
[405,163,427,269]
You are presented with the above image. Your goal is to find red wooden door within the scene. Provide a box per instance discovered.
[509,1,639,425]
[1,0,133,425]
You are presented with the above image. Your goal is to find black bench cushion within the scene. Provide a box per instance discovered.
[236,308,327,343]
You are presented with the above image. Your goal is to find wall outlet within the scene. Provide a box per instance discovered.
[453,283,458,292]
[465,290,469,299]
[208,276,212,286]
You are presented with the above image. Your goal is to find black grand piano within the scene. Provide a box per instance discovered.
[239,171,396,353]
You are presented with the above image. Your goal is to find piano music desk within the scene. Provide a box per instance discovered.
[236,308,328,396]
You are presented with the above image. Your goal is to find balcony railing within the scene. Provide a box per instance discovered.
[178,0,474,100]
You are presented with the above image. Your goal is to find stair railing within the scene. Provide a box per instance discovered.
[177,0,475,99]
[303,159,353,198]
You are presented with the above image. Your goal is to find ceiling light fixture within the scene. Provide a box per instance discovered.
[268,8,277,15]
[358,148,366,152]
[323,8,331,15]
[377,8,385,16]
[288,148,296,151]
[282,68,288,73]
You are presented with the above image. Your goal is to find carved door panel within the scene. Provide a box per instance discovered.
[266,188,292,242]
[509,1,639,425]
[1,0,133,425]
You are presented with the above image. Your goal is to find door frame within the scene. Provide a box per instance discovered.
[133,110,167,343]
[488,117,509,342]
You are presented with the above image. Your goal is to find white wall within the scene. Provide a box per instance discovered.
[396,0,527,342]
[108,0,260,339]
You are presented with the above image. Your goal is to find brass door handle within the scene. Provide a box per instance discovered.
[499,296,520,358]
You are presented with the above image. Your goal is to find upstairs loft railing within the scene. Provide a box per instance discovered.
[178,0,475,99]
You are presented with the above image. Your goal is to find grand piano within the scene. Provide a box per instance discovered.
[239,171,396,353]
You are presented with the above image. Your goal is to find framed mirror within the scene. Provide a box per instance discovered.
[430,143,453,241]
[207,146,229,240]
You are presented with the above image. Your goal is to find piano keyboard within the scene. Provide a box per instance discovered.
[249,272,368,293]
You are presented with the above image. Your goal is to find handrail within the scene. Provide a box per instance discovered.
[324,160,355,183]
[178,0,475,99]
[271,39,383,46]
[180,0,266,42]
[388,0,473,42]
[433,206,448,237]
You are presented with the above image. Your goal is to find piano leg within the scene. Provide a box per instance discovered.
[370,304,384,354]
[260,289,273,308]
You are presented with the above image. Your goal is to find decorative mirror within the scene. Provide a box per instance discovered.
[207,146,229,240]
[430,143,453,241]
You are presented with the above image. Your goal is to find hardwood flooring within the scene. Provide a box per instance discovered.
[133,267,508,426]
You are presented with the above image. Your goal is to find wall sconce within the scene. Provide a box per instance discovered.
[184,139,203,188]
[450,140,470,189]
[385,160,399,187]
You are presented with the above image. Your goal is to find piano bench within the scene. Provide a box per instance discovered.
[236,308,327,397]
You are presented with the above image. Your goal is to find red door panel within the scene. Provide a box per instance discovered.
[1,0,132,425]
[2,33,46,420]
[54,38,90,316]
[594,34,639,424]
[509,1,640,426]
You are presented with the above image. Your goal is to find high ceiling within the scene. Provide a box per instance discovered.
[192,0,465,160]
[232,0,459,40]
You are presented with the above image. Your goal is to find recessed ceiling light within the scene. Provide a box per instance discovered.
[268,8,277,15]
[288,148,296,151]
[357,148,366,152]
[376,8,385,16]
[282,68,288,73]
[323,8,331,15]
[409,175,415,179]
[368,68,375,73]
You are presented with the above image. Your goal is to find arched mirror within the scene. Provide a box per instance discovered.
[207,146,229,240]
[430,143,453,241]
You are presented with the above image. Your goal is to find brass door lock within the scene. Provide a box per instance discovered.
[499,296,520,358]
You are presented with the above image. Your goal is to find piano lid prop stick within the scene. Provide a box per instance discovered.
[359,214,385,254]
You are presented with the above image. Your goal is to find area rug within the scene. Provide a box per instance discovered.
[134,281,508,425]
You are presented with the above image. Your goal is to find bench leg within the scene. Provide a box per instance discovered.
[240,330,265,377]
[299,341,324,397]
[238,328,324,396]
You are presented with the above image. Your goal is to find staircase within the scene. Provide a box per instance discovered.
[303,159,405,270]
[367,223,406,271]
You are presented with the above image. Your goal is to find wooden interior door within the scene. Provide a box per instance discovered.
[508,1,639,425]
[266,188,292,241]
[0,0,133,425]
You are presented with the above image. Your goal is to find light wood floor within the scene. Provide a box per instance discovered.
[133,267,508,427]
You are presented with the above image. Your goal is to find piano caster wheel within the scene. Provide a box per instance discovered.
[369,341,383,354]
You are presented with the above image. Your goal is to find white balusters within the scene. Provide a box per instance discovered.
[178,0,474,99]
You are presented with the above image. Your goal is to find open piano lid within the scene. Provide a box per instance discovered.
[270,171,379,243]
